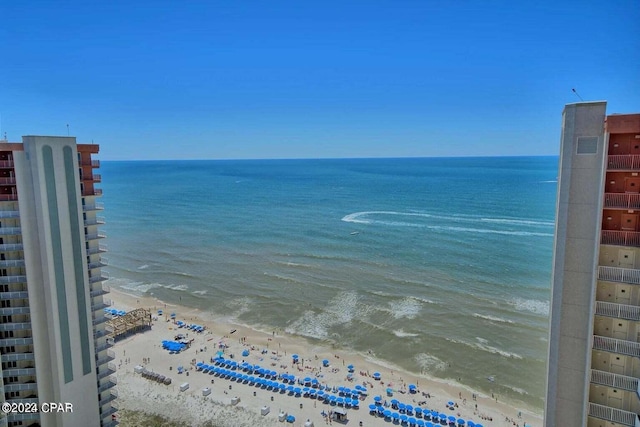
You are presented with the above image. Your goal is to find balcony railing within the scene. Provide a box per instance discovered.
[0,275,27,284]
[591,369,639,392]
[89,271,109,283]
[1,368,36,377]
[84,216,106,227]
[1,353,35,362]
[589,402,638,426]
[602,230,640,247]
[88,258,108,269]
[0,243,23,251]
[97,362,116,380]
[0,195,17,202]
[593,335,640,357]
[99,389,118,406]
[98,377,117,394]
[0,160,14,168]
[85,232,107,240]
[604,193,640,209]
[3,383,37,392]
[87,245,107,255]
[608,155,640,171]
[5,413,40,422]
[0,177,16,185]
[599,266,640,285]
[0,338,33,347]
[0,291,28,300]
[0,227,21,236]
[100,404,118,419]
[0,211,19,219]
[0,259,25,268]
[0,306,30,316]
[596,301,640,321]
[93,174,102,182]
[0,322,32,331]
[82,202,104,212]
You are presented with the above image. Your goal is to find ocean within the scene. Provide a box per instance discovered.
[100,156,557,411]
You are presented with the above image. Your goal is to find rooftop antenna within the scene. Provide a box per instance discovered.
[66,124,70,136]
[572,88,584,101]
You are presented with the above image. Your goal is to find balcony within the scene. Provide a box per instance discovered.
[0,227,21,236]
[84,216,106,227]
[0,259,25,268]
[0,275,27,284]
[87,245,108,255]
[0,177,15,185]
[90,286,109,298]
[0,337,33,347]
[608,155,640,171]
[86,232,107,241]
[0,322,32,331]
[89,271,110,283]
[93,173,102,182]
[82,202,104,212]
[0,306,30,316]
[88,258,108,269]
[99,389,118,406]
[0,291,28,300]
[1,353,35,362]
[0,160,14,168]
[100,404,118,420]
[0,243,23,251]
[95,339,114,353]
[96,352,116,367]
[593,335,640,357]
[102,420,119,427]
[2,368,36,377]
[5,413,40,422]
[595,301,640,321]
[604,193,640,209]
[93,315,108,327]
[3,383,37,392]
[98,377,118,394]
[589,402,639,426]
[0,195,17,202]
[591,369,639,392]
[599,266,640,285]
[0,211,19,219]
[601,230,640,247]
[97,362,116,380]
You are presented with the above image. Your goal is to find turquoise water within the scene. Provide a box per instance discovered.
[100,156,557,410]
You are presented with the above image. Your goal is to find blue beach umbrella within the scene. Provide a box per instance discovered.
[466,421,475,427]
[392,412,400,420]
[322,359,330,367]
[398,403,406,411]
[374,395,382,403]
[448,415,456,422]
[475,424,484,427]
[373,372,381,380]
[409,418,417,425]
[457,419,465,425]
[439,413,447,420]
[425,423,434,427]
[384,410,392,418]
[417,420,425,427]
[406,404,414,413]
[448,401,454,407]
[400,414,408,422]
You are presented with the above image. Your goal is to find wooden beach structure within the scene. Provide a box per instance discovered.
[107,308,152,341]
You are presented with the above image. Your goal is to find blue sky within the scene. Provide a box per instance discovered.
[1,1,639,160]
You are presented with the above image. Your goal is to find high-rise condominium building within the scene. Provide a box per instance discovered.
[0,136,116,427]
[546,102,640,427]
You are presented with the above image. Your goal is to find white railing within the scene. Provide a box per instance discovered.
[589,402,638,426]
[604,193,640,209]
[596,301,640,320]
[593,335,640,357]
[608,155,640,171]
[602,231,640,247]
[599,266,640,285]
[591,369,639,391]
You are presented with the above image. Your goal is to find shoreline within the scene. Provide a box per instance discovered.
[109,286,542,427]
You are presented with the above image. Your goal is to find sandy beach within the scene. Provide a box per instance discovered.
[109,288,542,427]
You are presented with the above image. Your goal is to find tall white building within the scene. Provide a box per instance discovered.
[546,103,640,427]
[0,136,116,427]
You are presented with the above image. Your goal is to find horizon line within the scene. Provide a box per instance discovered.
[99,154,560,162]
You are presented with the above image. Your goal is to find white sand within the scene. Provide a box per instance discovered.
[110,288,541,427]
